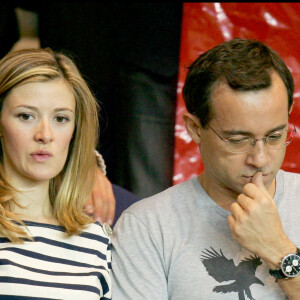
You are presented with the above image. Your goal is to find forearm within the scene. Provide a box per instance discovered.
[278,277,300,300]
[84,150,115,225]
[229,173,300,298]
[261,242,300,299]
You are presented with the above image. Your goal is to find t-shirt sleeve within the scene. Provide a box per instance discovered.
[111,211,168,299]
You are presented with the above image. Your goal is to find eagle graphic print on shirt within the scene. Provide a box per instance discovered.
[201,247,264,300]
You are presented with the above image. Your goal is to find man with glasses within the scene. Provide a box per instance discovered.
[112,38,300,299]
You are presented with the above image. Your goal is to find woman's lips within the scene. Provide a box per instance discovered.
[31,151,53,162]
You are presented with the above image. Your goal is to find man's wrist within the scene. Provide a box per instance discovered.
[261,240,297,269]
[269,247,300,280]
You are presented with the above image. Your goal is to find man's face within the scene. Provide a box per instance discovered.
[198,72,289,198]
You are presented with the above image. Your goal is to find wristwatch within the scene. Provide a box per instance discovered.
[269,248,300,280]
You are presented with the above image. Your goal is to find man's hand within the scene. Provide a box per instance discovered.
[228,172,295,268]
[84,168,116,226]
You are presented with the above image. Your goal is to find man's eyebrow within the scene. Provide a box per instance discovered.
[266,124,288,134]
[222,124,287,136]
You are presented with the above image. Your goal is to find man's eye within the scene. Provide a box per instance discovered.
[228,137,249,144]
[268,133,282,140]
[18,113,33,121]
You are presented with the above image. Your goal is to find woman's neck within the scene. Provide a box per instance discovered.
[9,179,58,224]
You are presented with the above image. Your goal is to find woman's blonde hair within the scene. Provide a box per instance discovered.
[0,48,99,242]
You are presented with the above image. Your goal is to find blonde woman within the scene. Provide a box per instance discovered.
[0,48,111,299]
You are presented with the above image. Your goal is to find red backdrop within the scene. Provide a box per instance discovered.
[173,3,300,185]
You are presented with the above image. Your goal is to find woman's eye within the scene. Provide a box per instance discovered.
[55,116,69,123]
[18,113,33,121]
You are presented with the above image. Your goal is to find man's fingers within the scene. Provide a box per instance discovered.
[229,202,245,222]
[227,214,235,232]
[105,188,116,225]
[84,197,94,215]
[92,192,104,223]
[94,201,115,226]
[93,185,116,225]
[251,172,267,192]
[237,193,254,212]
[242,172,270,199]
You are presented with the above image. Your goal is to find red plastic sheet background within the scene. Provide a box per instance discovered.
[173,3,300,185]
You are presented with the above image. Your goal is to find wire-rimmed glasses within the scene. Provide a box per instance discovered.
[208,121,297,154]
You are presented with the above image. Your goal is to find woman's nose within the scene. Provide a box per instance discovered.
[34,120,53,144]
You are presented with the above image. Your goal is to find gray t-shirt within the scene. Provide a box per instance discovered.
[112,170,300,299]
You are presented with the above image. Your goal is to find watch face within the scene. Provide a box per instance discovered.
[281,254,300,277]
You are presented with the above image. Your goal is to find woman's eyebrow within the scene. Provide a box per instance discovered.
[53,107,75,113]
[13,105,74,113]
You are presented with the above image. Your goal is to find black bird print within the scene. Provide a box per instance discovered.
[201,247,264,300]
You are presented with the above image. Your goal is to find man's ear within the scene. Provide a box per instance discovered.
[182,112,202,144]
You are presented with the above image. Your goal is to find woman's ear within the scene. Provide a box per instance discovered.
[182,112,202,144]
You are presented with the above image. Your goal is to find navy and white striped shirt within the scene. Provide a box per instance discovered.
[0,221,111,299]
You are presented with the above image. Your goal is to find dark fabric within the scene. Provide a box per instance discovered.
[112,184,139,228]
[109,3,182,77]
[0,2,19,58]
[20,2,182,77]
[18,2,183,198]
[107,63,177,197]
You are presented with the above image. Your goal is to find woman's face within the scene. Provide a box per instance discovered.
[0,79,76,187]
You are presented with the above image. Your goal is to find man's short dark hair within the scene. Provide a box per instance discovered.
[182,38,294,128]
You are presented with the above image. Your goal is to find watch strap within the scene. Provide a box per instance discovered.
[269,268,286,279]
[269,247,300,280]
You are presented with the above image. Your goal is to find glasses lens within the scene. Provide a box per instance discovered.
[227,137,251,153]
[285,130,296,146]
[266,130,295,149]
[226,130,295,153]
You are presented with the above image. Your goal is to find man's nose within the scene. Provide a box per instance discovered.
[34,119,53,144]
[246,140,269,169]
